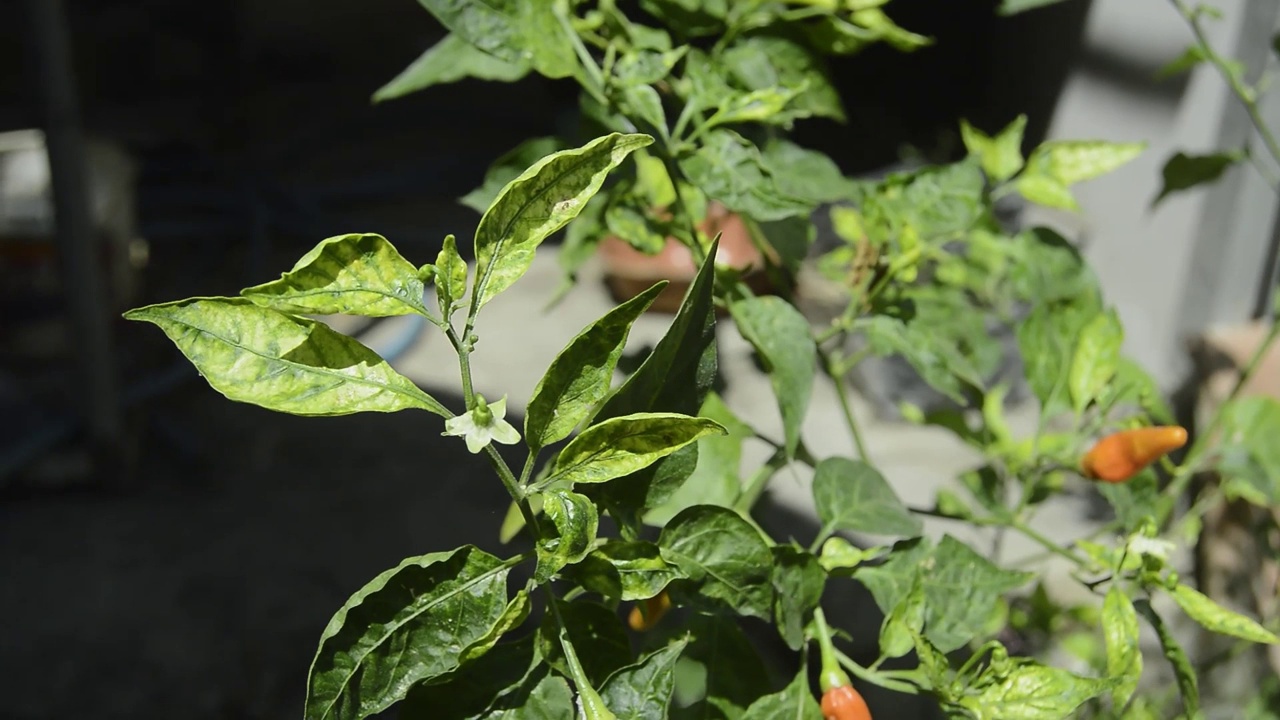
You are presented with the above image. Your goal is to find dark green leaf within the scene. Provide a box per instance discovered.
[570,540,686,602]
[771,544,826,650]
[435,234,468,318]
[637,0,727,37]
[605,200,669,254]
[486,672,575,719]
[812,457,921,538]
[472,132,653,311]
[537,600,632,687]
[304,546,514,720]
[759,216,815,273]
[856,536,1033,652]
[125,298,449,418]
[400,637,541,720]
[958,658,1113,719]
[415,0,526,64]
[373,34,529,103]
[740,666,822,720]
[1153,151,1243,206]
[722,35,845,123]
[659,505,774,619]
[459,590,531,665]
[1135,599,1199,715]
[760,139,858,206]
[461,137,567,214]
[516,2,578,79]
[1068,308,1123,413]
[526,282,667,450]
[679,130,812,221]
[550,413,726,487]
[536,490,600,583]
[1015,292,1101,416]
[600,638,690,720]
[1168,583,1280,644]
[880,575,926,659]
[1103,586,1142,708]
[241,233,431,318]
[677,614,771,719]
[644,393,749,526]
[615,47,686,86]
[730,296,815,457]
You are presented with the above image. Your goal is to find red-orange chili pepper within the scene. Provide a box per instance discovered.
[627,590,672,632]
[821,684,872,720]
[1080,426,1188,483]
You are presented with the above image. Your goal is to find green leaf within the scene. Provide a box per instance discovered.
[1134,599,1200,714]
[570,540,686,602]
[1217,396,1280,505]
[304,546,514,720]
[1153,151,1243,206]
[1105,357,1174,423]
[960,115,1027,183]
[373,34,529,102]
[730,296,815,458]
[812,457,921,537]
[616,47,686,86]
[537,600,631,687]
[1096,471,1166,532]
[400,637,547,720]
[818,536,878,573]
[644,393,749,526]
[550,413,726,487]
[722,35,845,123]
[711,87,800,127]
[535,490,600,583]
[1168,583,1280,644]
[638,0,727,37]
[526,282,667,450]
[740,666,822,720]
[959,658,1112,719]
[624,84,669,139]
[856,536,1033,652]
[1068,308,1123,413]
[771,544,826,650]
[1015,173,1078,210]
[515,2,578,79]
[241,233,431,318]
[998,0,1074,16]
[485,672,575,719]
[659,505,774,619]
[1104,586,1142,709]
[860,313,984,405]
[879,575,926,659]
[600,638,689,720]
[605,199,669,254]
[1156,44,1206,80]
[461,137,567,214]
[460,590,532,664]
[1015,293,1101,416]
[1027,140,1145,186]
[678,614,771,719]
[414,0,526,64]
[435,234,468,318]
[472,132,653,312]
[679,130,812,221]
[125,298,449,418]
[760,139,858,206]
[1007,227,1098,305]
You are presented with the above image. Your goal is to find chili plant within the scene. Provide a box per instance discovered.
[126,1,1280,718]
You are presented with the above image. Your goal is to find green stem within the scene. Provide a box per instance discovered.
[546,590,616,720]
[556,2,608,106]
[820,347,872,461]
[833,648,923,695]
[808,520,837,555]
[733,446,788,513]
[813,607,853,691]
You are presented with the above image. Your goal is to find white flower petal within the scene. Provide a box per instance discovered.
[489,396,508,420]
[464,428,492,454]
[444,414,476,437]
[489,418,521,446]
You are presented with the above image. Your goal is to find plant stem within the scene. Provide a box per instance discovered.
[813,607,853,690]
[556,1,609,106]
[832,648,923,695]
[734,446,787,513]
[820,346,872,461]
[546,589,616,719]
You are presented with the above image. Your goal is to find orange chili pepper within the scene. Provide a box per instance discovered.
[1080,426,1188,483]
[821,684,872,720]
[627,591,672,632]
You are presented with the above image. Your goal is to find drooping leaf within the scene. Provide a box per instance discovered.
[304,546,514,720]
[740,666,822,720]
[125,298,449,418]
[549,413,726,487]
[241,233,432,318]
[1103,586,1142,709]
[600,638,690,720]
[471,132,653,312]
[730,296,816,458]
[812,457,921,538]
[659,505,773,619]
[856,536,1033,652]
[1168,583,1280,645]
[771,544,826,650]
[958,658,1113,719]
[526,282,667,450]
[536,599,632,687]
[1068,308,1124,414]
[1153,150,1244,206]
[679,130,812,221]
[569,540,686,602]
[460,137,567,214]
[373,34,529,103]
[535,490,600,583]
[959,115,1027,183]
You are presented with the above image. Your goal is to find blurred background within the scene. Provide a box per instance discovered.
[1,0,1278,718]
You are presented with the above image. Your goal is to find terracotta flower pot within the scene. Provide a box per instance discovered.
[598,202,775,314]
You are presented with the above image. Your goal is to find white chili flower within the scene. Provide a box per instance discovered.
[1126,534,1175,563]
[444,394,520,454]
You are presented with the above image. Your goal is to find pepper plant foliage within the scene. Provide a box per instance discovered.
[127,1,1280,719]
